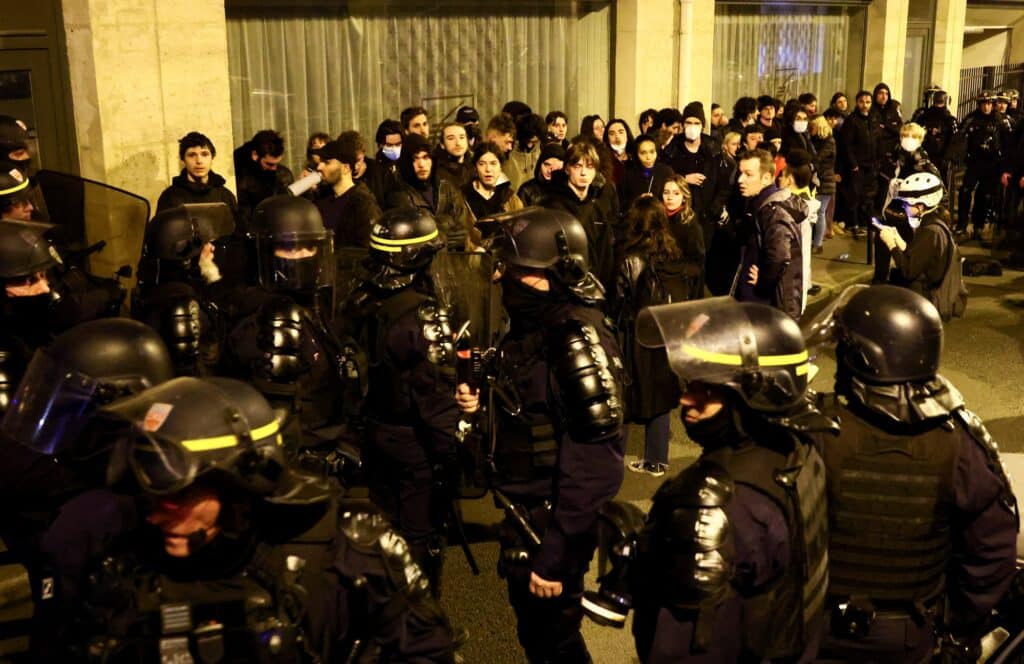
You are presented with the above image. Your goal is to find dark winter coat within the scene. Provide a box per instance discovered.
[619,162,675,214]
[234,157,295,232]
[355,157,396,207]
[780,127,815,160]
[838,111,876,175]
[735,186,807,320]
[870,83,903,163]
[156,170,239,216]
[540,173,621,291]
[889,211,952,300]
[315,182,382,248]
[516,177,553,208]
[912,105,958,169]
[432,148,474,188]
[810,136,837,196]
[461,179,522,221]
[385,176,474,251]
[610,251,688,420]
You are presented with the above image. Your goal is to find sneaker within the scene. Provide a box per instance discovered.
[627,460,667,477]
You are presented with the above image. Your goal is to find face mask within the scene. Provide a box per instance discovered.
[610,143,627,154]
[901,138,921,153]
[382,146,401,161]
[793,120,808,134]
[680,403,740,450]
[684,125,702,141]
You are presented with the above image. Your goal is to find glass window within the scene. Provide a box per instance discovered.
[713,5,864,107]
[226,4,612,171]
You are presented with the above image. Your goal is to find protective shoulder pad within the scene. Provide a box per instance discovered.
[158,295,202,371]
[645,458,735,603]
[417,298,454,367]
[549,319,624,442]
[256,295,309,382]
[954,407,1018,522]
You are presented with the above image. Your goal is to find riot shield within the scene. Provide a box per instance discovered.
[430,249,504,499]
[430,249,503,350]
[34,170,148,280]
[335,246,369,306]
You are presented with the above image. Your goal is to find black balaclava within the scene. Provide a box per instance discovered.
[500,272,569,333]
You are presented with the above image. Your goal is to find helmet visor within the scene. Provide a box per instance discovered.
[124,429,199,495]
[800,284,869,352]
[1,349,99,455]
[637,297,765,388]
[259,230,335,291]
[183,203,235,242]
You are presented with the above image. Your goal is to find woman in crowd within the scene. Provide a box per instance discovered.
[619,134,673,214]
[580,114,606,143]
[545,110,569,148]
[638,108,658,136]
[660,174,706,299]
[603,118,635,186]
[611,196,697,477]
[810,115,837,254]
[780,107,814,159]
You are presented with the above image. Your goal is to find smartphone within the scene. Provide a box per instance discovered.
[870,216,886,230]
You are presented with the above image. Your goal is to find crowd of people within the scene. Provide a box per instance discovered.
[0,76,1018,663]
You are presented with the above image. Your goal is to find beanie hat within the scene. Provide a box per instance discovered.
[682,102,706,127]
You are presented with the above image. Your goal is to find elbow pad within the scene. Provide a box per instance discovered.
[550,320,624,442]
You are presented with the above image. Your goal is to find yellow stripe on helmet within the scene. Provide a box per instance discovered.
[681,343,809,368]
[180,420,281,452]
[371,229,439,246]
[0,178,30,197]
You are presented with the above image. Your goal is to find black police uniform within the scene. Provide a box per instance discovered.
[621,298,835,663]
[218,196,362,457]
[0,318,175,658]
[0,220,64,415]
[133,203,236,376]
[48,377,458,663]
[958,103,1012,232]
[911,96,958,184]
[339,208,459,593]
[811,285,1018,663]
[485,207,626,663]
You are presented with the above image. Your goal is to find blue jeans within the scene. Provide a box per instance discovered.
[814,194,832,248]
[640,411,672,465]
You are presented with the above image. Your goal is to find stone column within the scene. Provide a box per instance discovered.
[613,0,677,123]
[863,0,911,95]
[676,0,715,110]
[932,0,968,104]
[60,0,235,275]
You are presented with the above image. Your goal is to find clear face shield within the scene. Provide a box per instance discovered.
[258,230,336,293]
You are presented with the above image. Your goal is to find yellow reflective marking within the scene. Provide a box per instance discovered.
[681,344,809,367]
[795,363,809,376]
[369,241,402,253]
[0,179,29,196]
[371,229,439,246]
[180,420,280,452]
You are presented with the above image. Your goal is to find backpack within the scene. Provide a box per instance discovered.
[925,220,968,321]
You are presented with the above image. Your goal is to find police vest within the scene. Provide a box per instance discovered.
[824,402,957,605]
[708,440,829,659]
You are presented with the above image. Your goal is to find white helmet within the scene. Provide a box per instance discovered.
[894,172,944,211]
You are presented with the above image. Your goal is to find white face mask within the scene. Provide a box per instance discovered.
[610,142,627,154]
[382,145,401,161]
[901,138,922,153]
[684,125,702,141]
[793,120,808,134]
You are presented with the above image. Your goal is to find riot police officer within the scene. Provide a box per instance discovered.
[0,317,174,657]
[958,89,1012,237]
[50,376,458,662]
[455,206,626,663]
[220,195,362,458]
[133,202,235,375]
[807,285,1018,663]
[0,219,63,415]
[339,207,459,594]
[616,297,835,663]
[911,88,958,185]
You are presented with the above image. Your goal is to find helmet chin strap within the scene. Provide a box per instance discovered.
[186,528,209,555]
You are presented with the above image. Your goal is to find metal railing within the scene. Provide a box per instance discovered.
[957,62,1024,121]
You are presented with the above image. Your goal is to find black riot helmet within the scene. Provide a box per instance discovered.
[144,203,235,262]
[0,164,35,217]
[2,319,174,455]
[252,195,335,293]
[365,206,444,290]
[0,219,60,280]
[834,285,942,384]
[103,376,328,504]
[491,206,603,302]
[0,116,31,172]
[638,297,809,413]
